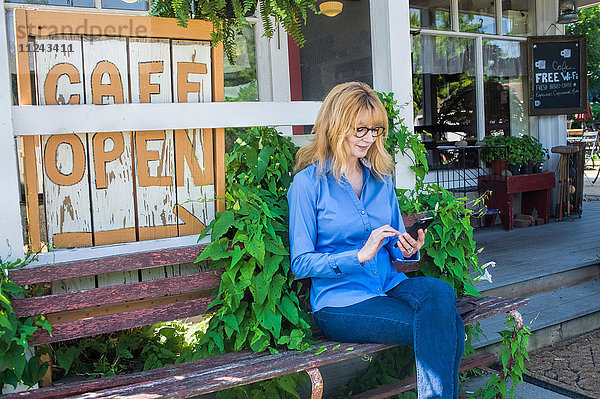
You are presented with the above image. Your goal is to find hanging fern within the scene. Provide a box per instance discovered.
[150,0,318,63]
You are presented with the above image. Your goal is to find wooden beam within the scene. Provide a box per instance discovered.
[32,296,214,345]
[9,244,207,284]
[12,270,222,317]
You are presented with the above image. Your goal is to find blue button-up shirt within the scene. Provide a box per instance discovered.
[287,159,419,312]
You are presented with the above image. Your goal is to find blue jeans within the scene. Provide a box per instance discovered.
[313,277,465,399]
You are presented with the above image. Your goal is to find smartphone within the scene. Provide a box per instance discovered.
[404,217,434,240]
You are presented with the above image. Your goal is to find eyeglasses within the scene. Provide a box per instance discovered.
[355,126,385,138]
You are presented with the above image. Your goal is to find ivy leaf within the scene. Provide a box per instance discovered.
[263,254,283,279]
[10,346,26,378]
[245,235,265,265]
[2,281,23,294]
[211,211,235,240]
[56,346,79,374]
[278,295,299,324]
[249,328,269,352]
[230,245,245,269]
[252,272,269,305]
[264,236,288,256]
[196,238,230,262]
[221,313,240,333]
[275,375,301,398]
[257,146,275,182]
[208,331,225,353]
[255,304,281,338]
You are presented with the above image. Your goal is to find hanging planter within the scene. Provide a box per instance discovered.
[149,0,319,63]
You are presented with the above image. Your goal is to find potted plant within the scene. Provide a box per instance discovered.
[481,135,509,175]
[505,136,524,175]
[522,135,549,173]
[149,0,318,63]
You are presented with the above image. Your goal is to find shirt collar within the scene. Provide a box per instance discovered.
[320,157,372,174]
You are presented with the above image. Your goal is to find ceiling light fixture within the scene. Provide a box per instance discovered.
[320,1,343,17]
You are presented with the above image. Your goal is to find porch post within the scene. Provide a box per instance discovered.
[370,0,416,189]
[535,0,568,214]
[0,0,25,260]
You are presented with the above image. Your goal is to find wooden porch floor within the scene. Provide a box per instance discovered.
[473,200,600,293]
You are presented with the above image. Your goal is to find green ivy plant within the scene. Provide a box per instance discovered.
[192,126,314,358]
[469,312,532,399]
[149,0,318,63]
[377,91,429,184]
[0,254,51,391]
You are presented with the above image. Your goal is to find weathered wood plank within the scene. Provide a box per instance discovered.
[466,296,530,324]
[31,296,214,346]
[9,244,207,285]
[88,131,137,247]
[12,270,222,317]
[0,350,266,399]
[68,341,393,398]
[348,352,498,399]
[135,129,178,241]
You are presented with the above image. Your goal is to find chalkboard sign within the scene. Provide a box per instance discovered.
[527,35,587,116]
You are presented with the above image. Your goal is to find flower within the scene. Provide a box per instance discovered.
[474,269,493,284]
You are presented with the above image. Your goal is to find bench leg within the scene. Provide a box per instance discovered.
[306,368,323,399]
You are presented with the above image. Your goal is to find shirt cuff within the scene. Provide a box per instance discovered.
[391,244,421,263]
[329,249,364,276]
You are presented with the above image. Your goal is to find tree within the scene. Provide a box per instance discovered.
[567,5,600,101]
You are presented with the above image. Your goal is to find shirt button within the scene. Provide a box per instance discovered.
[377,288,381,292]
[374,271,378,275]
[361,242,366,245]
[366,227,370,231]
[361,210,365,215]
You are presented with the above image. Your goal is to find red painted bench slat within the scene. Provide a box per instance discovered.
[9,244,207,285]
[12,270,221,317]
[31,297,214,346]
[1,350,268,399]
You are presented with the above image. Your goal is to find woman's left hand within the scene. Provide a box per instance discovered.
[396,229,426,258]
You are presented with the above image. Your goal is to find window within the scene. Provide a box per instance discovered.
[224,26,258,102]
[458,0,496,34]
[6,0,94,6]
[413,35,477,142]
[102,0,148,11]
[502,0,535,36]
[483,40,528,136]
[410,0,452,30]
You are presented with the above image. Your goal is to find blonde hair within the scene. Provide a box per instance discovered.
[294,81,394,180]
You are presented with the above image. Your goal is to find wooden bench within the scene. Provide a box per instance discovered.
[5,217,528,398]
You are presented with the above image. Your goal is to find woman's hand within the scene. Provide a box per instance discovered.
[396,229,427,258]
[357,225,400,264]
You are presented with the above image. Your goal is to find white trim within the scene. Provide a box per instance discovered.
[12,101,323,136]
[495,0,503,35]
[32,234,210,267]
[475,36,485,140]
[0,0,25,260]
[451,0,459,32]
[4,3,149,15]
[417,28,527,41]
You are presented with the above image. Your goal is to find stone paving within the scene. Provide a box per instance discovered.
[525,328,600,398]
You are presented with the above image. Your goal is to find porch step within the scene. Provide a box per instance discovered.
[477,263,600,298]
[473,279,600,354]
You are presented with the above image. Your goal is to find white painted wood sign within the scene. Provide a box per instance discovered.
[19,13,222,250]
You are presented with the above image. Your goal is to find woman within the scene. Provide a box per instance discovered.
[287,82,464,399]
